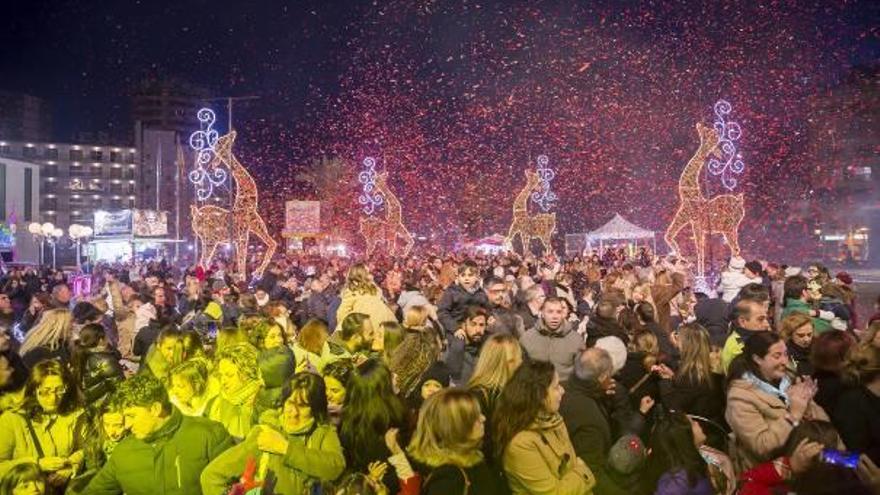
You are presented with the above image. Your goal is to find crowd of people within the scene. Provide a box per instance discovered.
[0,247,877,494]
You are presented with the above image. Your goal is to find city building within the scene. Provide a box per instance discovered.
[805,65,879,263]
[0,156,41,262]
[132,78,210,255]
[0,90,52,142]
[0,140,137,230]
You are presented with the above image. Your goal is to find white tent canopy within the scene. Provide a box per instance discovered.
[587,214,654,240]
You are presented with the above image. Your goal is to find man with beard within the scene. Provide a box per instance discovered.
[520,297,585,381]
[327,312,376,365]
[444,305,489,386]
[483,276,525,338]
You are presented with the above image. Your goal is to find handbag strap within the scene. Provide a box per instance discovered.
[424,465,470,495]
[22,416,45,459]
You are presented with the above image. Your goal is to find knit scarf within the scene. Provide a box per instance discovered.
[221,380,262,406]
[742,372,792,405]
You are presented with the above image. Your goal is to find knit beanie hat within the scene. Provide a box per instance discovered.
[595,336,627,374]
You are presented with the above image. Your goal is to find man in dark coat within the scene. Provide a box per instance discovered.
[559,348,632,495]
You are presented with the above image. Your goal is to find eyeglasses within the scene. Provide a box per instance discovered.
[36,386,67,397]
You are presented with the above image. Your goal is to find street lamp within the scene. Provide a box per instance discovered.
[69,224,94,270]
[28,222,63,268]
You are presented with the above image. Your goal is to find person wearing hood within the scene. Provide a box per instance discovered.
[719,257,753,303]
[520,297,585,382]
[436,260,488,336]
[444,306,488,386]
[721,299,771,373]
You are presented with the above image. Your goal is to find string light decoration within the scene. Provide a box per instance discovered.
[530,154,557,211]
[357,161,413,257]
[665,122,745,277]
[191,130,277,278]
[358,157,385,215]
[707,99,745,191]
[188,108,228,201]
[506,169,557,254]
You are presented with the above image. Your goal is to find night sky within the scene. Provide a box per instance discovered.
[2,0,878,260]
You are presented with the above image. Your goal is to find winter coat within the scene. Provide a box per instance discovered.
[659,374,727,447]
[655,470,714,495]
[502,412,596,495]
[725,378,829,471]
[812,369,848,415]
[0,409,84,476]
[443,334,482,386]
[305,291,333,323]
[437,284,489,335]
[833,385,880,466]
[719,270,751,303]
[488,304,526,339]
[584,315,628,348]
[514,305,539,331]
[652,272,685,334]
[786,341,813,376]
[559,376,628,495]
[335,289,397,333]
[694,298,730,347]
[720,326,763,374]
[418,461,508,495]
[79,349,125,405]
[200,422,345,495]
[520,319,584,382]
[83,409,232,495]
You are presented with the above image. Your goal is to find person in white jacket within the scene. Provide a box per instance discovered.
[719,257,753,303]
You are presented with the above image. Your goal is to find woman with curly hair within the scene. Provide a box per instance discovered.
[0,359,84,489]
[206,343,262,439]
[335,263,397,334]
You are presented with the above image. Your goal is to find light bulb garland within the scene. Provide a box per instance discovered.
[707,99,745,191]
[191,130,277,278]
[188,108,228,201]
[530,154,557,212]
[506,169,556,255]
[358,156,384,215]
[357,159,413,257]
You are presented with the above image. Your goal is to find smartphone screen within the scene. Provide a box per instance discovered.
[820,449,859,469]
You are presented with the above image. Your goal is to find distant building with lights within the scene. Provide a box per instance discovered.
[804,65,879,263]
[132,78,209,254]
[0,140,137,230]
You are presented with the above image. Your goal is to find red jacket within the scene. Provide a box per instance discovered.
[739,457,791,495]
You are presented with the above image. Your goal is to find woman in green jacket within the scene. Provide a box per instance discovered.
[200,372,345,495]
[0,359,84,491]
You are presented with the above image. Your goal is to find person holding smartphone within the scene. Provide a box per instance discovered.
[738,420,871,495]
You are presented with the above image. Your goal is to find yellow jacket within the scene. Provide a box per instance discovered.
[0,409,84,475]
[503,413,596,495]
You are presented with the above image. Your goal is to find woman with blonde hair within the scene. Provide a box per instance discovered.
[407,388,506,494]
[780,312,815,376]
[466,334,522,464]
[206,343,262,439]
[292,319,336,373]
[658,323,726,446]
[19,309,73,368]
[335,263,396,333]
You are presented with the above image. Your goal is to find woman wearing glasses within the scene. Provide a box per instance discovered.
[0,359,84,492]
